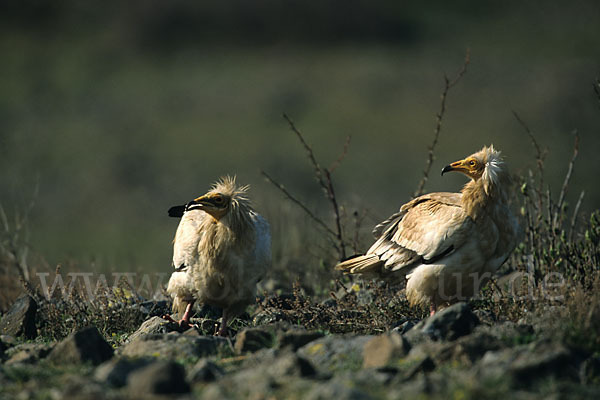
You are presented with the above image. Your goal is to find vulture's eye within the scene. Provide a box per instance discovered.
[469,160,476,166]
[214,197,224,205]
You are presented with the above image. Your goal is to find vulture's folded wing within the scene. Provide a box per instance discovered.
[368,192,473,274]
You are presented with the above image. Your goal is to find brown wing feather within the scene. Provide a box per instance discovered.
[363,192,472,274]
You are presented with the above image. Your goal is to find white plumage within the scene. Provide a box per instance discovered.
[336,145,519,314]
[165,176,271,335]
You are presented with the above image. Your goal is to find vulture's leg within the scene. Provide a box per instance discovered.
[179,301,195,330]
[217,308,229,337]
[429,303,437,316]
[161,300,195,330]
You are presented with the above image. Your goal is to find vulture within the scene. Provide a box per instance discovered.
[336,145,519,315]
[164,176,271,335]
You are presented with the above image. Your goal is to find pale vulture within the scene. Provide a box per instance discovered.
[336,145,519,315]
[164,176,271,335]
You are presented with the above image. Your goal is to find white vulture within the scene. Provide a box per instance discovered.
[164,176,271,336]
[335,145,519,315]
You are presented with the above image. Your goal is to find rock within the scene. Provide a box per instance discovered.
[478,340,578,385]
[127,360,190,394]
[4,342,53,365]
[419,302,479,341]
[298,335,373,373]
[277,330,324,351]
[305,381,372,400]
[187,359,225,383]
[94,356,155,387]
[234,327,274,354]
[268,352,316,377]
[403,355,436,380]
[120,332,227,360]
[127,316,177,342]
[392,320,417,335]
[363,332,411,369]
[47,326,113,366]
[432,331,503,365]
[0,294,37,339]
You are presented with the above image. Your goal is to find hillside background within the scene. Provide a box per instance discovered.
[1,0,599,279]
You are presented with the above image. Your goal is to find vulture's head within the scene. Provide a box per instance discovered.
[441,145,504,182]
[185,176,251,221]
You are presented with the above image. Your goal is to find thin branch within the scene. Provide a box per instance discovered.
[513,111,547,211]
[554,130,579,229]
[280,114,349,259]
[283,113,326,188]
[328,135,352,174]
[261,170,339,241]
[325,170,345,258]
[569,190,585,241]
[594,77,600,109]
[414,49,470,198]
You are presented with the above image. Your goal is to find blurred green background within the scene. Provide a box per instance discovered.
[1,0,599,278]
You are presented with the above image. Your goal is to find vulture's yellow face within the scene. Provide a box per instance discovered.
[187,192,231,220]
[441,156,485,180]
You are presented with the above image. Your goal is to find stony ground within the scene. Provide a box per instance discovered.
[1,289,599,400]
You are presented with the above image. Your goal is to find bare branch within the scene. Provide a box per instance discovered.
[554,130,579,229]
[414,49,470,198]
[261,170,339,242]
[328,135,352,174]
[569,190,585,241]
[283,113,326,188]
[513,111,547,210]
[277,114,349,259]
[594,77,600,109]
[324,169,345,258]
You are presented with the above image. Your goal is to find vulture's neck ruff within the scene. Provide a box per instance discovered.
[459,146,509,220]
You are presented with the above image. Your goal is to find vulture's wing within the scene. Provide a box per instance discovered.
[371,192,472,273]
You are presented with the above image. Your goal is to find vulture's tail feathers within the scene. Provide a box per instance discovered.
[335,254,382,274]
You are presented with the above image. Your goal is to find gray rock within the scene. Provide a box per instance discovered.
[94,356,155,387]
[120,332,228,360]
[478,340,577,385]
[277,330,324,351]
[305,381,372,400]
[0,294,37,339]
[417,302,479,342]
[362,332,411,368]
[47,326,113,365]
[187,359,225,383]
[432,330,503,365]
[234,327,274,354]
[298,335,373,373]
[392,320,417,335]
[126,316,177,342]
[127,360,190,394]
[268,352,316,377]
[4,342,53,365]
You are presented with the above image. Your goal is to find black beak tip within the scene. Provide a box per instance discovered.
[441,165,452,176]
[168,205,186,218]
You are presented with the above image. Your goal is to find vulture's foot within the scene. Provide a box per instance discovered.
[161,314,193,331]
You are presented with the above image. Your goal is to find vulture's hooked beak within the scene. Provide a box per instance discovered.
[185,195,213,211]
[441,160,466,176]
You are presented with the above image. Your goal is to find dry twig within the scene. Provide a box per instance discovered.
[262,115,352,259]
[554,130,579,229]
[414,49,470,198]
